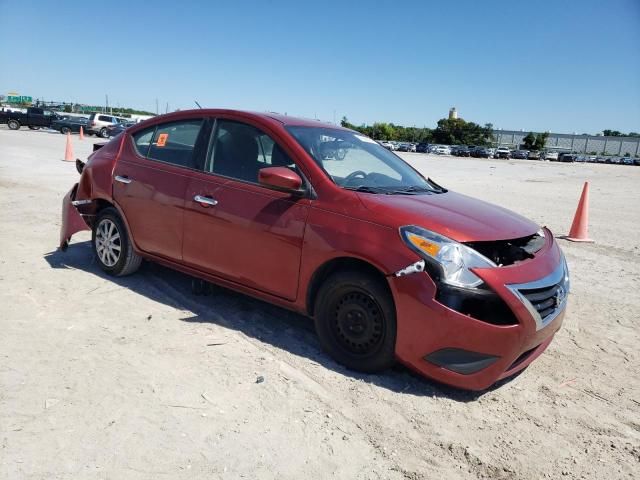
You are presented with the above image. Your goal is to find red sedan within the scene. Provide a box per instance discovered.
[60,109,569,391]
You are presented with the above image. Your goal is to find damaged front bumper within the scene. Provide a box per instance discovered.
[389,231,568,391]
[59,183,91,250]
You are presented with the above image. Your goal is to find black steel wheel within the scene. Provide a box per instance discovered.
[315,270,396,373]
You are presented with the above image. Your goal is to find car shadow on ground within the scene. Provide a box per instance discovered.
[44,241,520,402]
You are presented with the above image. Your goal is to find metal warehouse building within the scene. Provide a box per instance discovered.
[494,130,640,156]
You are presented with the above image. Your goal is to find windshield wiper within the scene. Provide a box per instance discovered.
[390,186,435,194]
[343,185,390,194]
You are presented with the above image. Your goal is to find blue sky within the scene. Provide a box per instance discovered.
[0,0,638,134]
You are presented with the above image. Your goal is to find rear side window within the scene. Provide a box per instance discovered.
[132,127,155,157]
[98,115,111,122]
[146,120,203,168]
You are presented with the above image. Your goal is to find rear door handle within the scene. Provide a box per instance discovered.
[115,175,132,184]
[194,195,218,207]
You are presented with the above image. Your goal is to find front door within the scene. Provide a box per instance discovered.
[182,119,309,301]
[113,118,206,261]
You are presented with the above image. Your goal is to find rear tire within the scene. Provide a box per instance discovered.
[99,127,108,138]
[314,271,396,373]
[7,120,20,130]
[92,207,142,276]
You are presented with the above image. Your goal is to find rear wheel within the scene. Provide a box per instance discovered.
[314,271,396,373]
[7,120,20,130]
[99,127,108,138]
[92,208,142,276]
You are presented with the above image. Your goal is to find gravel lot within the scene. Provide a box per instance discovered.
[1,127,638,480]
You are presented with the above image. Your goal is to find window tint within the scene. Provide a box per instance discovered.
[206,120,293,183]
[146,120,203,168]
[98,115,111,122]
[132,127,155,157]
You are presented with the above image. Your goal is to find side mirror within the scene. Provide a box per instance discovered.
[258,166,303,193]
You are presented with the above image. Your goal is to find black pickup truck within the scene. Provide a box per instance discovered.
[0,107,60,130]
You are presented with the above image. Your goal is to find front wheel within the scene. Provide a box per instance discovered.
[315,271,396,373]
[60,126,71,134]
[7,119,20,130]
[92,207,142,276]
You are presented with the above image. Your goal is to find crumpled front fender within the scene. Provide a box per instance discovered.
[60,183,91,250]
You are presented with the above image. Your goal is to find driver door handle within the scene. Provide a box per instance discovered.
[115,175,132,184]
[194,195,218,207]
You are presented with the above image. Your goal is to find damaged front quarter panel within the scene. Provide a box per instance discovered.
[59,183,91,251]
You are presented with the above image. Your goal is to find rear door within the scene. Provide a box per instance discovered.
[113,118,208,261]
[182,118,310,301]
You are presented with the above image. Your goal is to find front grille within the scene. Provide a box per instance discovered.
[506,257,570,331]
[519,284,562,320]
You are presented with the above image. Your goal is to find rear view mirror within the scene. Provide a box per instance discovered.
[258,167,303,193]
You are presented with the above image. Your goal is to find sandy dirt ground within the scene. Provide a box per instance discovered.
[1,127,638,480]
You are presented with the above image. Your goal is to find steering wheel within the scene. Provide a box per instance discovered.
[343,170,367,186]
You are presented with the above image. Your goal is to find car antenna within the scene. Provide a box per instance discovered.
[194,101,203,109]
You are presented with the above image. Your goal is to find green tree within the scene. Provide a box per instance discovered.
[522,132,537,150]
[603,129,622,136]
[432,118,493,145]
[63,104,72,113]
[534,131,549,150]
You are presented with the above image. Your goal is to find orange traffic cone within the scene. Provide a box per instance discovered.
[64,132,75,162]
[565,182,593,242]
[79,126,84,140]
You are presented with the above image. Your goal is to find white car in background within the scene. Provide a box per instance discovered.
[435,145,451,155]
[544,151,559,161]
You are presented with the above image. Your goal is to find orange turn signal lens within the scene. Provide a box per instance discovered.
[406,232,441,257]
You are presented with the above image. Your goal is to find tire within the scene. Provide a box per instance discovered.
[314,270,396,373]
[99,127,109,138]
[60,126,71,134]
[92,207,142,276]
[7,119,20,130]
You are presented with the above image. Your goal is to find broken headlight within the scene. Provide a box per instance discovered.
[399,226,496,289]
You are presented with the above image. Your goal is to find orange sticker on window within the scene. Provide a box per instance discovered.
[156,133,168,147]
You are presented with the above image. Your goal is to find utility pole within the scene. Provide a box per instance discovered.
[105,94,109,113]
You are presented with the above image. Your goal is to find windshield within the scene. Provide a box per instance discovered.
[287,126,442,194]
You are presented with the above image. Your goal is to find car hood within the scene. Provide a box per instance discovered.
[357,190,539,242]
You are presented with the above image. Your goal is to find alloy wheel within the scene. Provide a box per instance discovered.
[95,219,121,267]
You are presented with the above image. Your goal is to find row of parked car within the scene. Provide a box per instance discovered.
[0,107,136,138]
[374,139,640,165]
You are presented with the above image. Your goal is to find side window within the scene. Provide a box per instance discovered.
[132,127,155,158]
[206,120,293,183]
[98,115,109,122]
[146,120,203,168]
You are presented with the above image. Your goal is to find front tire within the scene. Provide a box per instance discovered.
[92,208,142,276]
[315,271,396,373]
[7,120,20,130]
[60,126,71,134]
